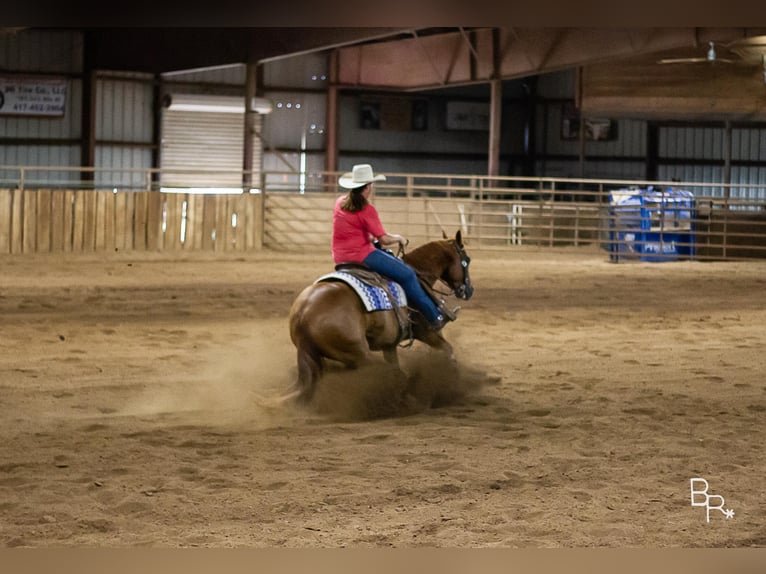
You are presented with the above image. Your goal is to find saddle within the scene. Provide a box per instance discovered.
[316,262,413,346]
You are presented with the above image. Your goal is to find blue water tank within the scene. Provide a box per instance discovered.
[608,187,696,262]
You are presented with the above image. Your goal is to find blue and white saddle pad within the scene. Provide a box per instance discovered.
[315,271,408,312]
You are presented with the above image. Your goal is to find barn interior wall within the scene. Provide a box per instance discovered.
[0,30,765,198]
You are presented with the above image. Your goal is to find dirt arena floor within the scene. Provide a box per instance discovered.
[1,246,764,548]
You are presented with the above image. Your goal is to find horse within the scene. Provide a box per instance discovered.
[285,230,473,404]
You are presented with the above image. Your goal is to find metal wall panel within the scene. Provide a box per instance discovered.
[536,70,576,99]
[535,159,645,181]
[540,104,647,159]
[97,76,154,143]
[0,29,82,73]
[161,64,246,85]
[659,126,724,159]
[731,166,766,202]
[263,151,326,192]
[95,146,153,189]
[731,127,766,161]
[338,155,494,179]
[263,53,328,89]
[0,145,81,186]
[261,91,327,151]
[658,164,723,196]
[337,94,490,156]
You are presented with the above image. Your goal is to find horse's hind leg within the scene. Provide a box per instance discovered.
[293,344,323,404]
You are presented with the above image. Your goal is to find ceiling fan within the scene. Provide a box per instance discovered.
[657,41,739,65]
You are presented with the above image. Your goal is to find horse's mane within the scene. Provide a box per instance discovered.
[402,239,453,277]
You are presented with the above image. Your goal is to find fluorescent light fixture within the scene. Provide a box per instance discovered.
[163,94,273,114]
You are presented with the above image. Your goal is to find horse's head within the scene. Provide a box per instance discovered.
[442,230,474,301]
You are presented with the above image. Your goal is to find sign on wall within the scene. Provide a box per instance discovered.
[360,97,428,131]
[445,101,489,131]
[0,76,68,117]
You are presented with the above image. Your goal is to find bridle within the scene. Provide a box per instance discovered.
[451,240,473,300]
[411,240,473,300]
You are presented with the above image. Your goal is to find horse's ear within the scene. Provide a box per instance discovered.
[455,229,463,247]
[442,230,448,240]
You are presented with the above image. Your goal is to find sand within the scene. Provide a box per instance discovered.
[0,247,764,548]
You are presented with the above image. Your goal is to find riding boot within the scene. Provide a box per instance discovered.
[437,300,460,322]
[431,314,447,331]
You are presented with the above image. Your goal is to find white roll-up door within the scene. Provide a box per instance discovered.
[160,109,262,189]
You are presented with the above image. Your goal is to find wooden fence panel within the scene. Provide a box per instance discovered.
[82,190,97,252]
[72,190,86,252]
[63,191,74,253]
[133,192,148,251]
[243,194,258,251]
[35,190,52,253]
[23,191,37,253]
[185,194,202,250]
[95,191,107,251]
[11,189,22,254]
[216,195,230,252]
[233,194,248,252]
[202,195,217,251]
[146,191,163,250]
[164,193,182,250]
[114,192,128,252]
[50,191,66,252]
[0,189,11,254]
[101,191,116,252]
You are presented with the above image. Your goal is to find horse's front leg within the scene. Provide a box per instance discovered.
[416,329,456,362]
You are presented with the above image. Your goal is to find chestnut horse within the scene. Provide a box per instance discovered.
[286,230,473,403]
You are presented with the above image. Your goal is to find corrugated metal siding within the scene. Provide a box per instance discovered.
[541,106,647,159]
[95,146,153,189]
[261,91,327,150]
[0,145,81,185]
[536,70,576,99]
[161,64,245,85]
[160,110,261,188]
[659,126,724,159]
[658,165,723,196]
[337,94,489,156]
[534,159,645,182]
[0,29,82,73]
[97,77,154,142]
[263,53,328,89]
[263,152,326,191]
[732,127,766,161]
[338,155,493,179]
[731,166,766,202]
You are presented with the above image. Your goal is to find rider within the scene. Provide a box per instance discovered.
[331,163,456,331]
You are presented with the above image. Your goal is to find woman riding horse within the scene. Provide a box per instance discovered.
[332,163,457,330]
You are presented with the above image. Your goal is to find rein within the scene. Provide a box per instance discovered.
[403,240,469,298]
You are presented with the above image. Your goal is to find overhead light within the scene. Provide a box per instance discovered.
[162,94,273,114]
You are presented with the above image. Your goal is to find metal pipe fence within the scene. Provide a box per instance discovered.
[1,166,765,261]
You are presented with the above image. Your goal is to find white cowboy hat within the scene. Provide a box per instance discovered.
[338,164,386,189]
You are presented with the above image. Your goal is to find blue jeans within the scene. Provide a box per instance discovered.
[363,248,441,323]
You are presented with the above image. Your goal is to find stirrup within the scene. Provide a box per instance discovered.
[438,302,460,322]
